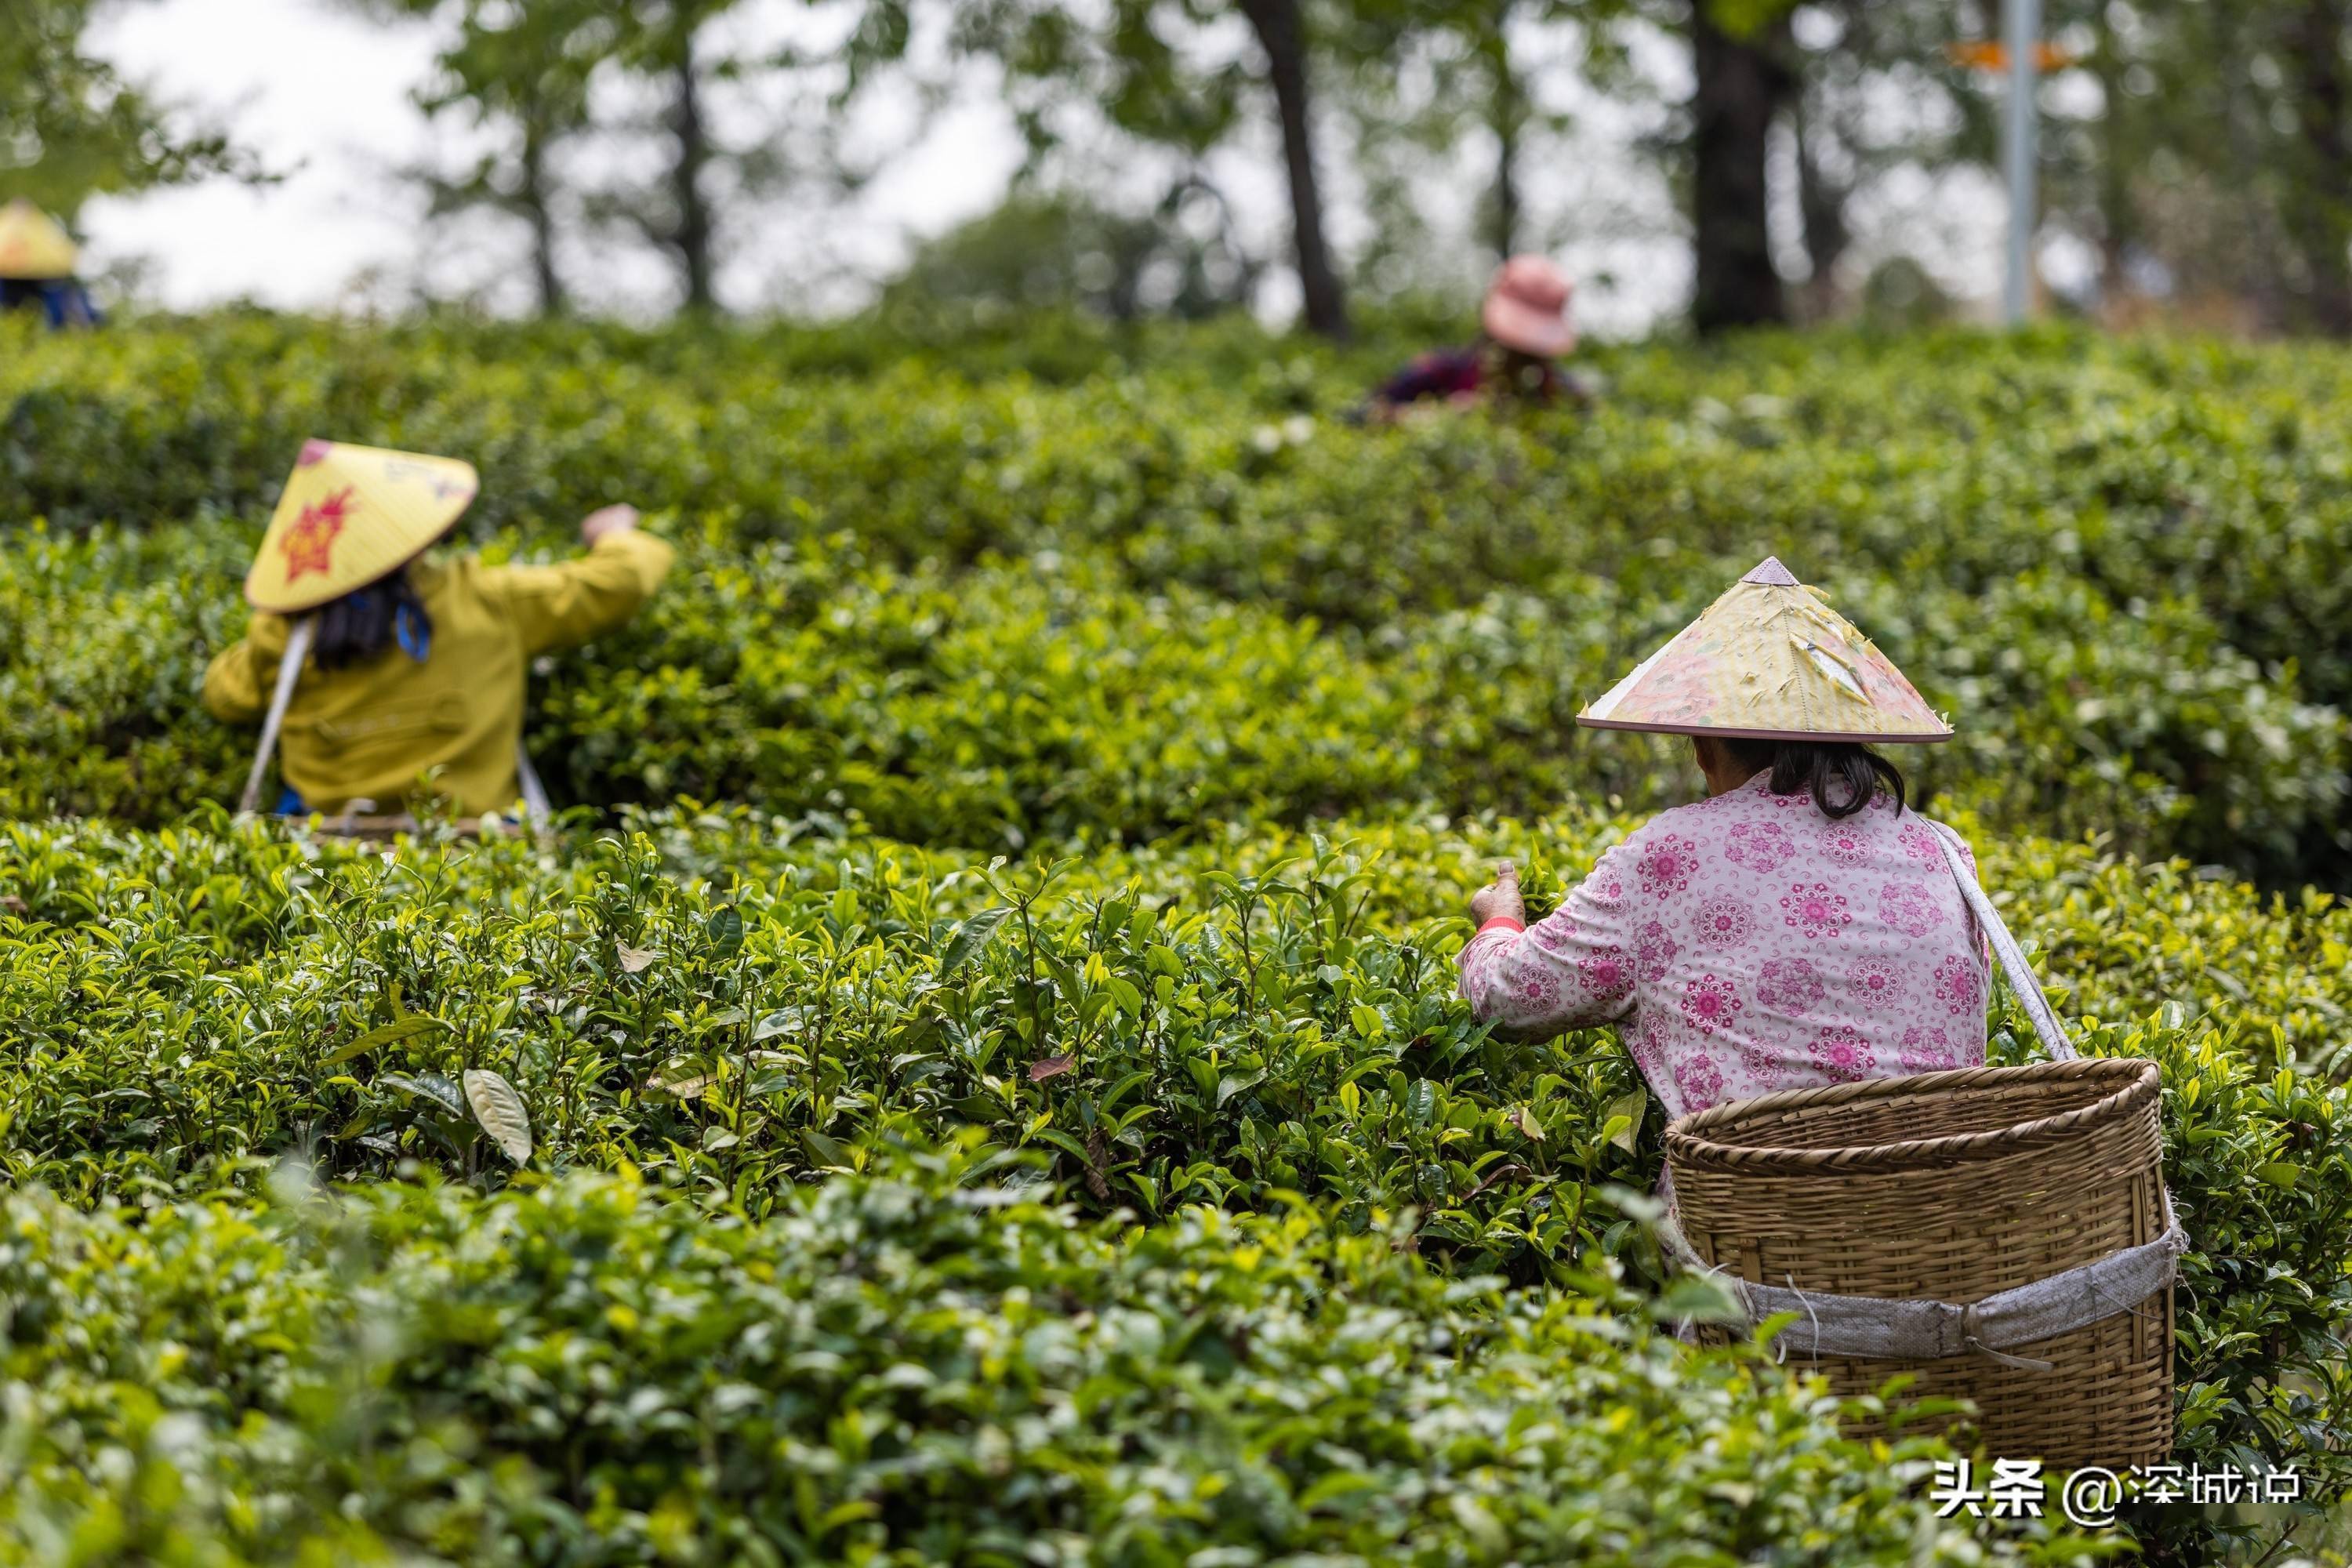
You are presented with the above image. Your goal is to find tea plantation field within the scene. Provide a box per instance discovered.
[1,312,2350,1565]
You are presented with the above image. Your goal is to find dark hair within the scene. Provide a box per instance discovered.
[1715,737,1907,820]
[312,567,434,671]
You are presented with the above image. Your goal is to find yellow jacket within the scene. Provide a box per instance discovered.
[204,530,673,815]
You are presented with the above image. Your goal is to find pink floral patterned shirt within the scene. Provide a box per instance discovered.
[1458,773,1989,1124]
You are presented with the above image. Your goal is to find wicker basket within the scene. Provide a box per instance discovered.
[1664,1056,2173,1468]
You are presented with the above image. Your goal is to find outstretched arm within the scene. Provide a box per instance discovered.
[491,505,676,656]
[1458,847,1640,1039]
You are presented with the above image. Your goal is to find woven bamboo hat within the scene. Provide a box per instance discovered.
[1578,557,1951,743]
[245,439,479,614]
[0,200,78,280]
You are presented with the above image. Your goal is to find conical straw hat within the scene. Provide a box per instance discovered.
[0,200,78,280]
[245,439,479,614]
[1578,557,1951,743]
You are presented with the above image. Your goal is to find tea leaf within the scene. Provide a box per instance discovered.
[940,907,1011,977]
[1603,1089,1648,1156]
[706,907,745,961]
[324,1015,447,1065]
[647,1063,713,1100]
[462,1070,533,1166]
[379,1073,467,1120]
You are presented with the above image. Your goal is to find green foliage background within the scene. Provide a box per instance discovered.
[1,310,2349,1563]
[2,313,2347,883]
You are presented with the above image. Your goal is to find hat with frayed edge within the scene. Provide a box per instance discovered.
[1578,557,1951,743]
[245,440,478,615]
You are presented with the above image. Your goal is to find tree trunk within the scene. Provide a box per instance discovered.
[671,27,716,313]
[1240,0,1348,338]
[2290,0,2352,335]
[1791,96,1849,321]
[1485,11,1523,260]
[1492,110,1522,261]
[2089,4,2134,303]
[520,126,566,317]
[1690,1,1791,334]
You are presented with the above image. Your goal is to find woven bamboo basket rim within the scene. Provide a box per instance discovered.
[279,812,523,844]
[1664,1057,2159,1177]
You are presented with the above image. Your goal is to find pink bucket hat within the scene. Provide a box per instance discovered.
[1482,255,1576,358]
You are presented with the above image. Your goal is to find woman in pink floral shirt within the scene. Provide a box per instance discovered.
[1459,557,1986,1124]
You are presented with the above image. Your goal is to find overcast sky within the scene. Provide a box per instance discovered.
[77,0,1040,317]
[71,0,2016,333]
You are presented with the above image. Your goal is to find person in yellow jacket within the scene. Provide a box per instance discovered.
[204,438,673,819]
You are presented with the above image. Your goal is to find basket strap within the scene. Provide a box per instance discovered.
[514,739,553,823]
[238,621,557,841]
[1657,1196,2184,1368]
[238,615,317,816]
[1929,819,2077,1062]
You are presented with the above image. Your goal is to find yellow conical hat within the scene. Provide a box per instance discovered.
[245,439,479,614]
[0,200,78,280]
[1578,557,1951,743]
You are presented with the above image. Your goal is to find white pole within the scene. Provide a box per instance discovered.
[2002,0,2042,324]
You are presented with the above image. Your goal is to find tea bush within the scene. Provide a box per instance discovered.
[0,1142,2102,1567]
[2,314,2350,880]
[5,311,2352,1561]
[2,514,2343,883]
[0,816,1648,1265]
[13,802,2342,1062]
[2,807,2348,1555]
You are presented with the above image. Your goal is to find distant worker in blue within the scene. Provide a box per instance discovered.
[0,200,101,328]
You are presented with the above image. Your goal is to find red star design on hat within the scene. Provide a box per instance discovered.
[281,486,356,583]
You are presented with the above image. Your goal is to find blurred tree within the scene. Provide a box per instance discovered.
[906,0,1399,338]
[1479,3,1539,256]
[1662,0,1986,331]
[878,183,1262,321]
[1923,0,2352,334]
[1246,0,1348,334]
[2075,0,2151,302]
[590,0,858,314]
[1774,1,1981,320]
[350,0,614,315]
[2151,0,2352,334]
[1343,1,1634,265]
[598,2,735,313]
[1856,251,1954,325]
[0,0,245,219]
[1686,0,1796,331]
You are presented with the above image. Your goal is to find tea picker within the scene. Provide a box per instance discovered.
[1361,254,1599,421]
[0,200,100,328]
[205,439,673,838]
[1457,557,2181,1467]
